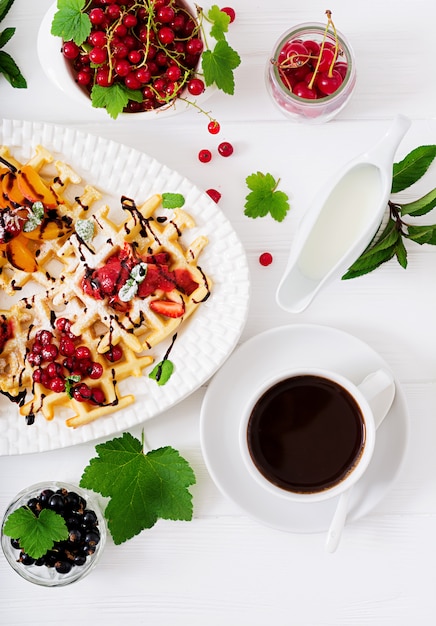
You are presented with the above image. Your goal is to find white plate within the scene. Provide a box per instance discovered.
[0,119,250,455]
[200,324,409,533]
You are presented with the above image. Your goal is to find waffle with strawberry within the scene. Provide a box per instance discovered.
[0,145,211,428]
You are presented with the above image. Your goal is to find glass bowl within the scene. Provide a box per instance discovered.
[37,0,215,119]
[266,22,356,123]
[1,481,106,587]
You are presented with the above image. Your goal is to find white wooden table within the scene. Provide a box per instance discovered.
[1,1,436,623]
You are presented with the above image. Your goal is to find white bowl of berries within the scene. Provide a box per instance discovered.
[266,12,356,123]
[1,482,106,586]
[38,1,238,120]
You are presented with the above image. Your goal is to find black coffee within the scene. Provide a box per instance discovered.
[247,375,366,494]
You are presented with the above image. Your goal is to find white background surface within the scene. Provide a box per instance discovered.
[1,0,436,624]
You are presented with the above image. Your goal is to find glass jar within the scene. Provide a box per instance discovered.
[266,22,356,123]
[1,481,106,587]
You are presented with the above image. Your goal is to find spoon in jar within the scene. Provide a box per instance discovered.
[325,372,396,553]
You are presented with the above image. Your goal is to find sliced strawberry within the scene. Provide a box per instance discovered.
[149,299,185,318]
[145,252,170,265]
[137,264,175,298]
[95,263,123,296]
[174,268,199,295]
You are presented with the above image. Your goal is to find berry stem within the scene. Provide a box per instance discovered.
[308,9,338,90]
[325,10,339,78]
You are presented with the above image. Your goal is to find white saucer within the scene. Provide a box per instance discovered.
[200,324,409,533]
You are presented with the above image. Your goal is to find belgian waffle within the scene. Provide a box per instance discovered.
[0,145,210,427]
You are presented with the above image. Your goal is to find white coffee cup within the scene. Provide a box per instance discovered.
[239,367,395,503]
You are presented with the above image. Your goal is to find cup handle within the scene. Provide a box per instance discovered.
[357,369,396,429]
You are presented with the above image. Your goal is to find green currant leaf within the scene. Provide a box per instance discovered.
[3,507,68,559]
[202,40,241,95]
[244,172,290,222]
[207,5,230,41]
[399,187,436,217]
[51,0,91,46]
[80,432,196,545]
[0,49,26,88]
[392,145,436,193]
[162,193,185,208]
[0,0,15,24]
[407,223,436,245]
[91,83,142,119]
[0,26,14,48]
[149,359,174,386]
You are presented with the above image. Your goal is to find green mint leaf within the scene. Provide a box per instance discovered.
[118,277,138,302]
[342,218,400,279]
[0,1,15,24]
[202,40,240,95]
[3,507,68,559]
[51,0,91,46]
[23,202,44,232]
[162,192,185,208]
[207,5,230,41]
[407,223,436,245]
[149,359,174,386]
[91,83,142,119]
[75,218,94,242]
[395,237,408,268]
[80,432,196,545]
[392,145,436,193]
[0,26,15,48]
[244,171,290,222]
[400,187,436,217]
[65,374,81,398]
[0,50,26,88]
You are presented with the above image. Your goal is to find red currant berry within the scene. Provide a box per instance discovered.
[36,330,53,346]
[89,31,107,48]
[316,69,343,95]
[75,346,91,360]
[127,49,142,65]
[41,344,59,362]
[123,13,137,28]
[206,189,221,203]
[104,345,123,362]
[207,120,220,134]
[125,72,142,90]
[259,252,273,267]
[62,41,80,60]
[158,27,175,45]
[188,78,205,96]
[198,149,212,163]
[217,141,234,157]
[221,7,236,23]
[89,8,105,25]
[186,38,203,55]
[49,377,66,393]
[77,70,91,86]
[114,59,131,77]
[89,46,107,65]
[90,388,106,405]
[166,64,181,82]
[157,6,175,23]
[88,362,104,380]
[106,3,121,20]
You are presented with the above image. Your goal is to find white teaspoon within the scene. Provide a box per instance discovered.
[325,373,396,553]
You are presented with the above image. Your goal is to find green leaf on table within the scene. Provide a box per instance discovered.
[0,0,15,24]
[0,49,26,87]
[407,223,436,245]
[80,432,196,545]
[392,145,436,193]
[0,26,14,48]
[162,192,185,209]
[400,187,436,216]
[244,171,290,222]
[342,218,402,279]
[207,5,230,41]
[51,0,91,46]
[394,236,408,268]
[202,40,240,95]
[3,507,68,559]
[90,83,142,119]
